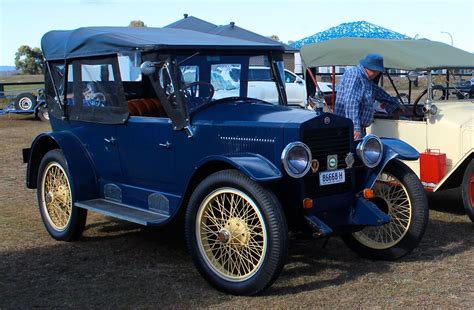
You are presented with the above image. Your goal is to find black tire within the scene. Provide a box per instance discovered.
[35,104,49,121]
[185,170,288,295]
[37,149,87,241]
[461,159,474,222]
[342,160,429,260]
[14,92,37,111]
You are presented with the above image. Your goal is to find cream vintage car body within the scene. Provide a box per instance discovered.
[300,37,474,221]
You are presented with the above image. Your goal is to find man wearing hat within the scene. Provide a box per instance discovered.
[335,53,404,140]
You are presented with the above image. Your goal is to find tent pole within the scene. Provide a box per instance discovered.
[331,66,336,111]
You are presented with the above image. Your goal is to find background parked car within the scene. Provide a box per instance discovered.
[300,37,474,222]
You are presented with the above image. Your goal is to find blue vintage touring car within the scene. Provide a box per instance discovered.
[23,27,428,295]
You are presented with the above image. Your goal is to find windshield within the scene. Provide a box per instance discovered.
[175,54,286,110]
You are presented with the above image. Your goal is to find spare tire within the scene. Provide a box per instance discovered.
[14,92,37,111]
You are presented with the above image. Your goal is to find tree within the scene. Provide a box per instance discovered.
[129,20,147,27]
[15,45,44,75]
[269,34,281,42]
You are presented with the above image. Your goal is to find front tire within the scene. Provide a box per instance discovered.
[185,170,288,295]
[343,160,429,260]
[461,159,474,222]
[37,149,87,241]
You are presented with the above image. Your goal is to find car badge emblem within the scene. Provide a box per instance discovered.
[327,155,337,170]
[324,116,331,125]
[311,159,319,173]
[345,152,355,169]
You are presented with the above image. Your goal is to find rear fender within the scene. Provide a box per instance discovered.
[26,132,99,201]
[361,138,419,189]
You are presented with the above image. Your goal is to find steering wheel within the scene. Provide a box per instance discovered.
[168,82,215,109]
[413,85,445,117]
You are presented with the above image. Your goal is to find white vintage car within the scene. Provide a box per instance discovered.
[300,37,474,221]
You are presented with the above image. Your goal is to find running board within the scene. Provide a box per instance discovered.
[75,199,170,226]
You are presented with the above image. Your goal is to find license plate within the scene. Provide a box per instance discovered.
[319,169,345,186]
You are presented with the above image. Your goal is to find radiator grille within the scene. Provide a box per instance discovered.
[303,127,353,198]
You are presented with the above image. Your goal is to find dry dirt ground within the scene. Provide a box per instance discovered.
[0,115,473,308]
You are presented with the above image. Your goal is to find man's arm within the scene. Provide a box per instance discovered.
[373,84,401,113]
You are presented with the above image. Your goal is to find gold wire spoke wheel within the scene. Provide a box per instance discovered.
[353,172,412,249]
[40,162,73,231]
[196,188,267,282]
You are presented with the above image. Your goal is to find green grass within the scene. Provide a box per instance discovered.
[0,74,44,99]
[0,74,44,83]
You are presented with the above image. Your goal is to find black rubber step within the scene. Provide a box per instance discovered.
[75,199,169,226]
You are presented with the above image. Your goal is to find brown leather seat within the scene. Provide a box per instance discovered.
[128,98,167,117]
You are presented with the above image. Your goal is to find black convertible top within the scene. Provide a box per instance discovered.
[41,26,285,60]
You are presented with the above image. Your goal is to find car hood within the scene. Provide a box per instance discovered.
[191,100,316,128]
[430,101,474,128]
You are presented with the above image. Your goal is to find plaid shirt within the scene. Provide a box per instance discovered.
[335,65,400,132]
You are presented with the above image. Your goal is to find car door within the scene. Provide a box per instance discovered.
[63,59,126,183]
[117,117,176,192]
[284,70,306,105]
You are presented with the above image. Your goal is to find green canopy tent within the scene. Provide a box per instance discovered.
[301,37,474,105]
[301,37,474,70]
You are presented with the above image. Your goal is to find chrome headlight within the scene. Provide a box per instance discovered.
[356,134,383,168]
[281,142,312,178]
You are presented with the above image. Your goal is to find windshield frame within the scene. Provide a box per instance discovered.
[143,51,287,131]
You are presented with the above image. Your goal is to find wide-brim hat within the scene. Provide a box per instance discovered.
[360,53,385,72]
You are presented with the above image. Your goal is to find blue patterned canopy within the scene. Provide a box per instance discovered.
[291,21,410,49]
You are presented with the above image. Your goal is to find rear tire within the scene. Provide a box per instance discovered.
[342,160,429,260]
[185,170,288,295]
[37,149,87,241]
[461,159,474,222]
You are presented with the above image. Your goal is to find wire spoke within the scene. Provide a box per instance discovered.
[197,188,267,281]
[354,171,412,249]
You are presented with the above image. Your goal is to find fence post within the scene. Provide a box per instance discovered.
[0,83,4,99]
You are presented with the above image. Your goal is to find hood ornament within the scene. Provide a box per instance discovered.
[311,159,319,173]
[345,152,355,168]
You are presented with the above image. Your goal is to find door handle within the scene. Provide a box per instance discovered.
[159,141,172,149]
[104,137,116,145]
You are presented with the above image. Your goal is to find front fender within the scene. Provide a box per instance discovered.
[197,154,282,182]
[26,132,99,201]
[361,138,419,189]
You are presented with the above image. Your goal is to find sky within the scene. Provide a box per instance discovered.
[0,0,473,66]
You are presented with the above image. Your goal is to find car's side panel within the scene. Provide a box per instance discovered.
[114,117,179,211]
[51,118,123,183]
[435,150,473,191]
[117,117,176,191]
[27,132,99,201]
[368,118,426,176]
[369,102,473,190]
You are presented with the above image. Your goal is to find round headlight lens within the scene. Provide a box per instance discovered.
[356,134,383,168]
[281,142,312,178]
